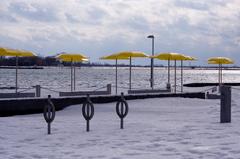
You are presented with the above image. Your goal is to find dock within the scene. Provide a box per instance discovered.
[0,92,205,117]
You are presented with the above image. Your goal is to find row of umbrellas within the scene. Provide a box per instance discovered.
[100,53,235,94]
[0,47,235,94]
[100,52,197,94]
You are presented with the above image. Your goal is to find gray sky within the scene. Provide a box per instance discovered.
[0,0,240,65]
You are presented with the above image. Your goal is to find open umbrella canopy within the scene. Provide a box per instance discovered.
[115,51,149,58]
[208,57,234,64]
[0,47,36,57]
[100,51,148,60]
[100,54,129,60]
[7,50,36,57]
[152,52,186,61]
[183,56,197,61]
[56,53,88,62]
[58,57,89,62]
[0,47,18,56]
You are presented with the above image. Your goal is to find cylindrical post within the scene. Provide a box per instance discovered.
[221,64,223,84]
[218,64,220,88]
[220,85,231,123]
[174,60,176,93]
[86,102,90,131]
[48,123,51,134]
[150,37,154,89]
[36,85,41,97]
[107,84,111,94]
[115,59,118,95]
[168,59,170,84]
[15,56,18,93]
[120,102,124,129]
[71,61,73,92]
[181,60,183,92]
[166,59,171,90]
[129,57,132,90]
[86,120,89,132]
[73,64,76,91]
[47,99,51,134]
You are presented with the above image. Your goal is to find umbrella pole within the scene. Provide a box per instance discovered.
[168,59,170,84]
[129,57,132,90]
[74,63,76,91]
[115,59,118,95]
[218,64,220,88]
[15,56,18,93]
[71,61,73,92]
[174,60,176,93]
[221,64,223,85]
[181,60,183,92]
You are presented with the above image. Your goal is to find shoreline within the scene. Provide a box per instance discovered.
[1,65,240,70]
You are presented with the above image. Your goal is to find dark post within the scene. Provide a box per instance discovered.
[43,95,56,134]
[116,92,129,129]
[167,59,171,90]
[115,59,118,94]
[71,61,73,92]
[36,85,41,97]
[82,94,94,132]
[73,64,76,91]
[147,35,154,89]
[15,56,18,93]
[220,85,231,123]
[174,60,177,93]
[129,57,132,90]
[107,84,111,94]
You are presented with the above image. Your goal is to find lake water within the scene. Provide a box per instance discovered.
[0,67,239,96]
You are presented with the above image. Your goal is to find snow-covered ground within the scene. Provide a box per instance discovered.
[1,90,240,159]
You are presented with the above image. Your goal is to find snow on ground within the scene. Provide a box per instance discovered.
[1,90,240,159]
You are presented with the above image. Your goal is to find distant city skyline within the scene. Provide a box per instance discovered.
[0,0,240,65]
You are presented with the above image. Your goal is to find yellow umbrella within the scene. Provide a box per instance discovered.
[0,47,19,56]
[58,57,88,62]
[184,56,197,61]
[113,51,149,90]
[56,53,87,61]
[152,53,187,93]
[208,57,234,87]
[0,48,36,93]
[153,52,187,60]
[56,53,89,92]
[100,54,129,94]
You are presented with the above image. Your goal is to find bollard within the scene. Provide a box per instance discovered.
[220,85,231,123]
[116,92,128,129]
[82,94,94,132]
[166,83,171,90]
[107,84,112,94]
[43,95,56,134]
[36,85,41,97]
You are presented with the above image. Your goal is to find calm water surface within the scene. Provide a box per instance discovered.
[0,67,239,96]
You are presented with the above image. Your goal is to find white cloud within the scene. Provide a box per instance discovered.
[0,0,239,64]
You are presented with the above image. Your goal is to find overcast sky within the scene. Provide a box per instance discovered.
[0,0,240,65]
